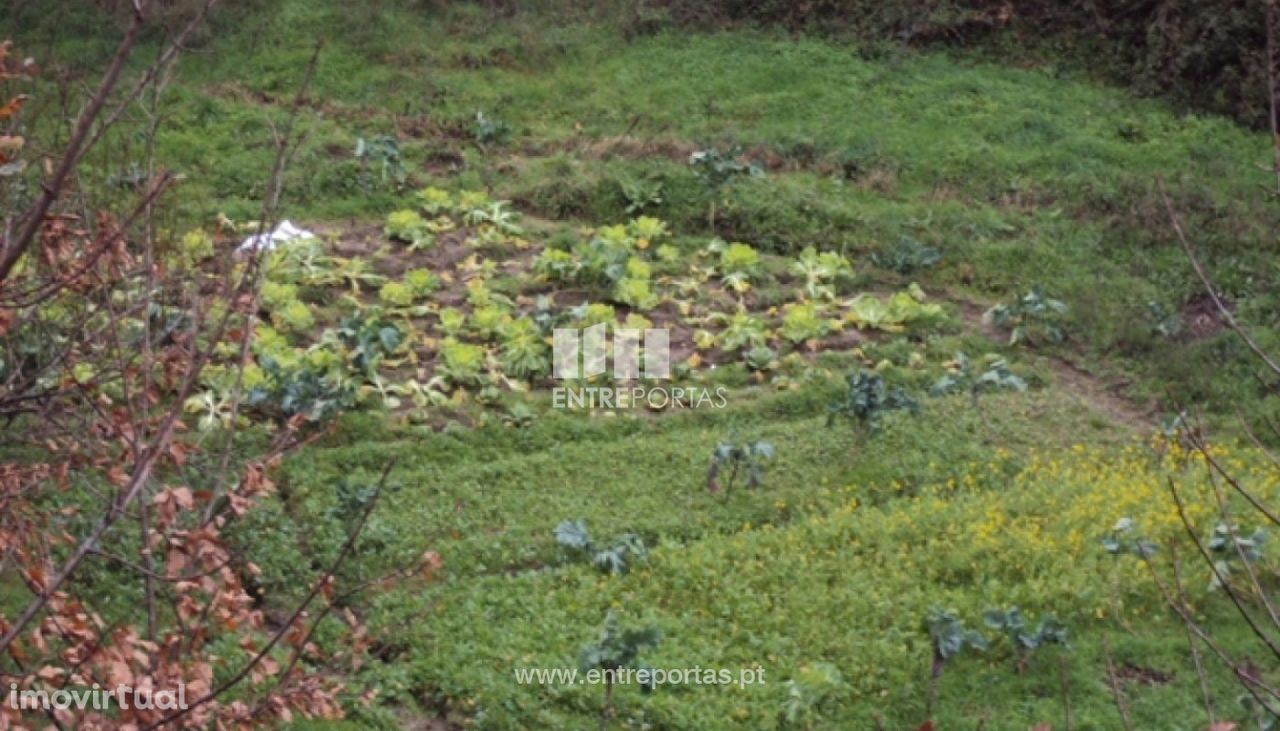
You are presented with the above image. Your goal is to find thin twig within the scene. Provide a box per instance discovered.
[1168,478,1280,661]
[1140,548,1280,709]
[204,38,324,525]
[1170,545,1216,723]
[1185,425,1280,529]
[1159,178,1280,377]
[142,459,397,730]
[1102,635,1134,731]
[0,1,154,281]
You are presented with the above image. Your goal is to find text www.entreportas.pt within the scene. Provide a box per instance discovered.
[512,666,766,690]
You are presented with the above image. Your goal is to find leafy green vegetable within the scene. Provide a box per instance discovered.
[790,247,852,300]
[271,300,315,334]
[1101,517,1159,558]
[337,315,405,377]
[438,338,487,387]
[780,663,846,728]
[415,186,454,216]
[871,236,942,275]
[404,268,440,298]
[983,606,1069,662]
[846,289,945,332]
[710,310,769,352]
[579,612,662,728]
[385,209,433,248]
[930,352,1028,404]
[613,277,659,310]
[707,438,775,494]
[627,216,669,248]
[744,345,777,371]
[780,302,831,344]
[500,318,550,381]
[986,288,1070,346]
[378,281,415,307]
[719,242,761,276]
[926,606,989,661]
[827,370,919,434]
[554,520,648,575]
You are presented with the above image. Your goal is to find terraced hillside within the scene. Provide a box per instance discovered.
[5,1,1280,730]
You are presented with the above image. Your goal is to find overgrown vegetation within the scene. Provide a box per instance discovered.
[5,1,1280,729]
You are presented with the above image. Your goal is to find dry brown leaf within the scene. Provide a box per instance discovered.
[0,94,29,121]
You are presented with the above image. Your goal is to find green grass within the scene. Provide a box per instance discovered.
[260,384,1269,730]
[274,386,1128,580]
[16,0,1272,422]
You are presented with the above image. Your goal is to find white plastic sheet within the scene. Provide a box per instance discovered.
[236,220,316,254]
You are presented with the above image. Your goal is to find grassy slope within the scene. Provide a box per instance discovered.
[271,389,1264,730]
[11,1,1280,728]
[24,2,1277,416]
[120,0,1277,424]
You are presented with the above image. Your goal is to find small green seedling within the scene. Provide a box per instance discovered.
[1101,517,1160,558]
[985,287,1069,346]
[555,520,647,575]
[706,438,775,495]
[930,352,1027,407]
[1207,522,1268,591]
[827,370,919,436]
[983,606,1069,672]
[924,607,988,718]
[579,612,661,730]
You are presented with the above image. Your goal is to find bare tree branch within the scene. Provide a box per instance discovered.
[141,460,398,730]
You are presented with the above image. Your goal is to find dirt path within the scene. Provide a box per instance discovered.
[948,295,1154,429]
